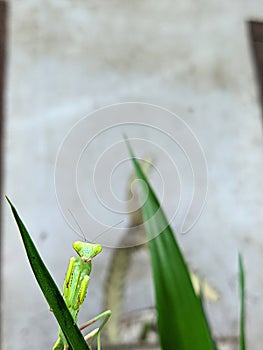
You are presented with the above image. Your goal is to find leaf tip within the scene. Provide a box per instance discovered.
[123,134,137,162]
[5,195,13,208]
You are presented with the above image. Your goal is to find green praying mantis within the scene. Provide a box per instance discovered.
[52,240,111,350]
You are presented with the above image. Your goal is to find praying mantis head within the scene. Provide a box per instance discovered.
[73,241,102,262]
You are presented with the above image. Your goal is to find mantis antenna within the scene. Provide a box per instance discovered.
[68,209,88,241]
[68,208,124,244]
[92,219,125,243]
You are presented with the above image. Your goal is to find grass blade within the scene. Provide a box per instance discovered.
[6,197,89,350]
[126,139,215,350]
[238,254,246,350]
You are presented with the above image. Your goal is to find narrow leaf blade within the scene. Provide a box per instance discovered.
[6,197,89,350]
[239,254,246,350]
[126,140,215,350]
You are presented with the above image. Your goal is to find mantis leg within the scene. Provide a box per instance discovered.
[80,310,111,350]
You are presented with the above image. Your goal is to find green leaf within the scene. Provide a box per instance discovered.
[6,197,89,350]
[126,139,215,350]
[238,254,246,350]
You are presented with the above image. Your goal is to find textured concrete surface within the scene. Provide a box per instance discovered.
[2,1,263,349]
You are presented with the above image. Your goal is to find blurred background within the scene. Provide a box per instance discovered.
[1,1,263,349]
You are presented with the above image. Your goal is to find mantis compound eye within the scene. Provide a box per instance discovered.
[73,241,102,259]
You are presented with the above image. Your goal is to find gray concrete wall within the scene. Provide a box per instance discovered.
[2,1,263,349]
